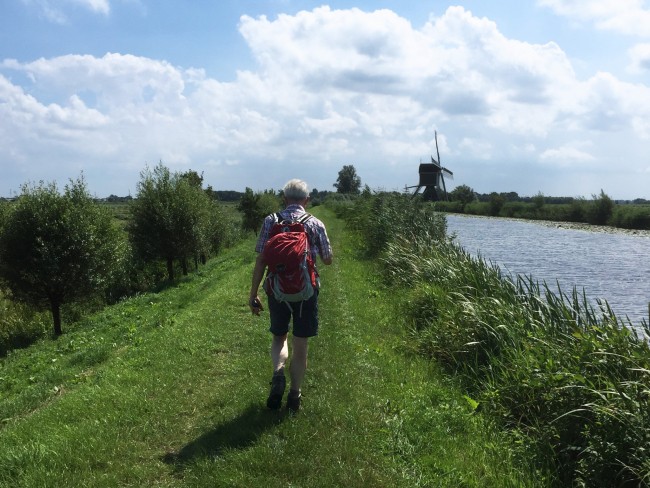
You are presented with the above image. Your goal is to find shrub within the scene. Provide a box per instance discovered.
[488,192,505,216]
[343,193,446,258]
[609,205,650,230]
[464,201,490,216]
[237,188,281,235]
[586,190,614,225]
[128,163,221,281]
[433,200,464,213]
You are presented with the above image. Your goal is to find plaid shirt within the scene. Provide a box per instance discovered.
[255,204,333,263]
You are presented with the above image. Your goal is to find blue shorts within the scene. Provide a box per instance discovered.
[267,290,319,338]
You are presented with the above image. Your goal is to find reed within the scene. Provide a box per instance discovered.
[342,193,650,487]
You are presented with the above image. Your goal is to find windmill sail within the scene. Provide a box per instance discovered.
[407,130,453,201]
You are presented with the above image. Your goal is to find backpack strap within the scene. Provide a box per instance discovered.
[274,212,312,224]
[297,213,312,224]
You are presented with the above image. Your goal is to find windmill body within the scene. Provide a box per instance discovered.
[407,132,454,201]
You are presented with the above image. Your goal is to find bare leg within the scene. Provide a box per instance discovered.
[271,333,288,374]
[290,336,309,393]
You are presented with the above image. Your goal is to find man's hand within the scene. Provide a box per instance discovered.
[250,296,264,315]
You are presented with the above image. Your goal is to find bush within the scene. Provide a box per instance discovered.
[501,202,534,219]
[488,193,505,216]
[464,201,490,216]
[237,188,281,235]
[586,190,614,225]
[433,200,464,213]
[339,193,446,258]
[609,205,650,230]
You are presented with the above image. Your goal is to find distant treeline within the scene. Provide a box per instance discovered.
[472,191,649,205]
[97,188,334,204]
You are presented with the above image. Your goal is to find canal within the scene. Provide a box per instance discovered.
[446,214,650,327]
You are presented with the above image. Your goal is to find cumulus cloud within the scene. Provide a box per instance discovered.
[538,0,650,37]
[540,143,596,165]
[1,6,650,198]
[628,43,650,73]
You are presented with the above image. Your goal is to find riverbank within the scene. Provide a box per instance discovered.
[444,211,650,238]
[332,193,650,486]
[0,207,539,487]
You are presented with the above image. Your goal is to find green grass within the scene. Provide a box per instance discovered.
[0,207,541,487]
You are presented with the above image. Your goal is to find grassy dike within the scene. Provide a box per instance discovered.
[0,207,543,487]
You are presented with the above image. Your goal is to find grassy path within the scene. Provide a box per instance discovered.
[0,207,537,487]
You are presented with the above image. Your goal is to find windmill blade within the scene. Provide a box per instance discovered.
[430,155,441,168]
[442,167,453,178]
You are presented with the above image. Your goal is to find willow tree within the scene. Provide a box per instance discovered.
[237,188,280,235]
[0,177,123,335]
[128,163,218,280]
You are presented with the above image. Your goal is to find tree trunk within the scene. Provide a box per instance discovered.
[51,300,62,336]
[181,258,188,276]
[167,257,175,281]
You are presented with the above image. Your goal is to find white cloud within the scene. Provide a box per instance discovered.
[573,72,650,136]
[1,6,650,198]
[538,0,650,37]
[540,143,596,166]
[628,43,650,73]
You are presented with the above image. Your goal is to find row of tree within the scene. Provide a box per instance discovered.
[0,164,232,336]
[0,162,365,339]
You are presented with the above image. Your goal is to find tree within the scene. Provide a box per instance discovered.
[0,177,124,335]
[334,165,361,194]
[180,170,204,189]
[488,192,505,216]
[587,189,614,225]
[237,188,280,234]
[450,184,476,206]
[128,163,213,281]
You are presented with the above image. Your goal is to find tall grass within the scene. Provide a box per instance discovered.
[340,192,650,487]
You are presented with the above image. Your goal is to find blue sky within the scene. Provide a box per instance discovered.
[1,1,649,199]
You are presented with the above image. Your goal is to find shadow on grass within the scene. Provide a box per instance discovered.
[162,402,287,470]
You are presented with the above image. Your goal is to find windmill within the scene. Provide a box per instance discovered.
[407,131,453,201]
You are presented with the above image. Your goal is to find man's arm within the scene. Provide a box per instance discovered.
[249,253,266,315]
[317,224,333,265]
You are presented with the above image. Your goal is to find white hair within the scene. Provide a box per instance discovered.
[283,179,309,201]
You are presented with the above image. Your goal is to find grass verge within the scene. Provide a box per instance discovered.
[0,207,543,487]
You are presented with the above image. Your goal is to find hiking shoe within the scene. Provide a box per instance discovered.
[287,390,301,413]
[266,374,286,410]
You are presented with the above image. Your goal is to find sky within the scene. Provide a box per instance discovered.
[1,1,649,200]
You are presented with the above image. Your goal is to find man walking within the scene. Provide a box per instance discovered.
[249,179,333,412]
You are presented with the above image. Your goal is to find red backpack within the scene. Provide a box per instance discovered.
[262,213,318,305]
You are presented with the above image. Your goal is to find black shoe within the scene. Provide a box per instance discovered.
[287,390,301,412]
[266,374,286,410]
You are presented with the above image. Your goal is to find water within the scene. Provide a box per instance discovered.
[446,214,650,326]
